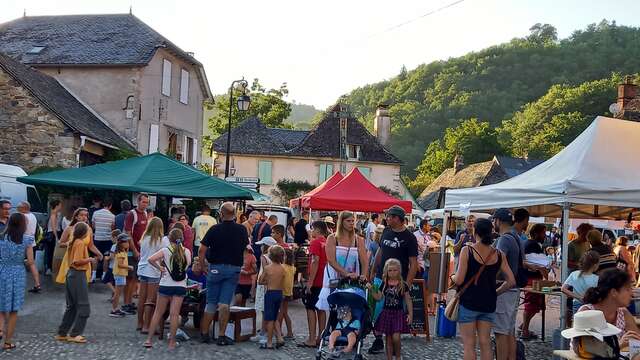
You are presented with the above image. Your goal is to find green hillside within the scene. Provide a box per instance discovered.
[285,102,321,130]
[340,21,640,192]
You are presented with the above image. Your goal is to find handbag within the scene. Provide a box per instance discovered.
[445,247,497,321]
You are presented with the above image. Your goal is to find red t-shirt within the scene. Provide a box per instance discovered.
[308,236,327,288]
[124,208,148,251]
[239,252,257,285]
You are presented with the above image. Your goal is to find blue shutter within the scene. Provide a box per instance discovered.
[318,164,327,184]
[327,164,334,179]
[258,161,272,185]
[358,166,371,179]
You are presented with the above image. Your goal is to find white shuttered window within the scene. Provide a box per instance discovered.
[148,124,159,153]
[180,69,189,104]
[162,59,172,96]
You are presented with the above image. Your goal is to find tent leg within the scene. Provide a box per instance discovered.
[437,211,450,297]
[560,203,571,330]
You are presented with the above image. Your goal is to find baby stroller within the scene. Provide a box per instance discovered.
[316,278,372,360]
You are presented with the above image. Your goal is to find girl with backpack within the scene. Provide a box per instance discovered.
[143,228,191,349]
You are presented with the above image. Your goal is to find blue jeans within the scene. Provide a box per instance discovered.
[458,303,495,324]
[205,264,241,313]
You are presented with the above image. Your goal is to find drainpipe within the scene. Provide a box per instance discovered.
[77,135,87,167]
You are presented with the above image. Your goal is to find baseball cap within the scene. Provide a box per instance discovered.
[491,208,513,223]
[255,236,277,246]
[324,216,335,224]
[116,233,130,243]
[386,205,406,218]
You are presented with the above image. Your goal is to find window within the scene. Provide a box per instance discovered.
[347,144,361,160]
[186,137,194,164]
[258,161,273,185]
[192,138,198,165]
[26,187,44,213]
[167,132,177,156]
[318,163,334,184]
[179,69,189,104]
[182,135,188,163]
[148,124,159,153]
[27,46,45,54]
[162,59,172,96]
[357,166,371,179]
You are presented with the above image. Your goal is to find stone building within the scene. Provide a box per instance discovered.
[211,103,416,204]
[0,13,212,166]
[0,52,134,171]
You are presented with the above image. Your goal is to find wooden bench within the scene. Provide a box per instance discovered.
[211,307,257,342]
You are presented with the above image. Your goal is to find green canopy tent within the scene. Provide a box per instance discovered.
[17,152,268,201]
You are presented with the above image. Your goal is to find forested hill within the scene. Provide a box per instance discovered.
[340,21,640,192]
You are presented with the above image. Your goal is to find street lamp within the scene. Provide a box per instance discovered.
[224,79,250,178]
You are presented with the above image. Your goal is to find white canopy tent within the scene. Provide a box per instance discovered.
[439,116,640,329]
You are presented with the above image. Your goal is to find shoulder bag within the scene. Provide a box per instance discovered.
[445,247,497,321]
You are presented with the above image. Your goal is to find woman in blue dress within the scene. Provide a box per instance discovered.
[0,213,35,350]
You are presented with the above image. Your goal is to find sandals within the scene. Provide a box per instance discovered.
[2,342,16,350]
[67,335,87,343]
[259,343,274,349]
[28,286,42,293]
[143,340,153,348]
[275,341,285,349]
[297,342,316,348]
[54,335,68,342]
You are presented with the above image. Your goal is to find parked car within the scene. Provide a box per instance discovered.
[0,163,46,219]
[247,203,293,228]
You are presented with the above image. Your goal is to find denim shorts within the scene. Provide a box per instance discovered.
[458,303,495,324]
[159,286,186,297]
[114,275,127,287]
[138,275,160,284]
[205,264,241,313]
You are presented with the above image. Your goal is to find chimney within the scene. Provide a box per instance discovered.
[617,76,638,115]
[453,155,464,174]
[374,104,391,146]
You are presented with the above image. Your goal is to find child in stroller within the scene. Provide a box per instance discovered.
[317,278,371,360]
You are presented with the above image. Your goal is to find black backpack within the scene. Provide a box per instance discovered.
[168,245,187,282]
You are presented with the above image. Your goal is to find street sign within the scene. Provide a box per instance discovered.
[225,176,259,183]
[232,183,259,190]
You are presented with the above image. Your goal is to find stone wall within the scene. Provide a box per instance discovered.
[0,70,79,172]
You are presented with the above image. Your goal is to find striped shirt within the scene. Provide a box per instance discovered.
[92,208,115,242]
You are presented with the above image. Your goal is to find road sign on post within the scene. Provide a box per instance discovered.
[225,177,260,192]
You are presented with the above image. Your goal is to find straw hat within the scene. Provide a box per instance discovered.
[561,310,621,341]
[324,216,335,224]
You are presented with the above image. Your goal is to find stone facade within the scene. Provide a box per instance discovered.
[0,70,79,171]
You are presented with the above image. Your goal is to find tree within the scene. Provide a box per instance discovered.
[527,23,558,44]
[271,179,315,205]
[379,186,402,199]
[413,119,501,193]
[206,78,293,138]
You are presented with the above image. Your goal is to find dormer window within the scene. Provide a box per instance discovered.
[26,46,45,54]
[347,144,361,160]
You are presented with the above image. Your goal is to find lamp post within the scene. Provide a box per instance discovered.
[224,79,250,178]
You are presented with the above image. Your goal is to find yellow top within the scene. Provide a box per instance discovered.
[282,264,296,297]
[113,252,129,277]
[56,227,93,284]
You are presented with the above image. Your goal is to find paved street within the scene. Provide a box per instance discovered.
[0,276,557,359]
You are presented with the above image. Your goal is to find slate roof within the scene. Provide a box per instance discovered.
[417,160,508,210]
[494,156,543,178]
[213,105,402,164]
[0,51,134,150]
[0,14,212,98]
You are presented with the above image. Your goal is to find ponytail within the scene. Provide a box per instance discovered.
[168,228,187,268]
[474,218,494,245]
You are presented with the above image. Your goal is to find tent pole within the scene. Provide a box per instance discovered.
[560,202,571,330]
[437,210,450,298]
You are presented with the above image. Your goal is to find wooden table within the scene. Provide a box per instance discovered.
[211,306,256,342]
[521,287,564,342]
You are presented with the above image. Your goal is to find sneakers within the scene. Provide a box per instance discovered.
[121,305,136,315]
[109,309,126,318]
[199,333,211,344]
[217,335,234,346]
[368,337,384,354]
[250,332,266,343]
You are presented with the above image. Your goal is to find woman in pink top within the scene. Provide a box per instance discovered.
[578,268,640,348]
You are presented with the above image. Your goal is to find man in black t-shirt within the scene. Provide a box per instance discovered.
[197,202,248,345]
[294,211,310,245]
[368,205,418,354]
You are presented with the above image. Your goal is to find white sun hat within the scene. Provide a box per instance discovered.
[561,310,622,341]
[255,236,277,246]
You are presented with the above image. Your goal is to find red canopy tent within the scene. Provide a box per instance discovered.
[300,168,412,212]
[289,171,343,208]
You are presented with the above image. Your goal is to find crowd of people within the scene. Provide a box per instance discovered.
[4,194,640,359]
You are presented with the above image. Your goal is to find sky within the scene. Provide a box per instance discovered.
[2,0,640,109]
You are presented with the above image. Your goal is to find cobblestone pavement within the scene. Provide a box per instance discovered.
[1,277,555,359]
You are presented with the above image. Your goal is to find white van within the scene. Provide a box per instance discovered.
[0,164,45,213]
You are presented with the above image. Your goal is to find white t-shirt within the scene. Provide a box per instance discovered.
[24,212,37,237]
[157,246,192,288]
[366,222,377,242]
[564,270,599,305]
[137,235,171,278]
